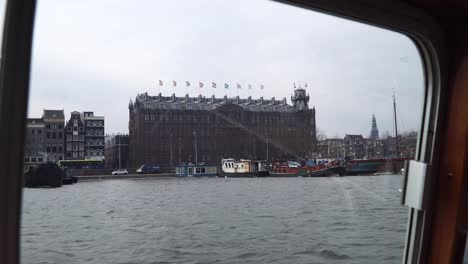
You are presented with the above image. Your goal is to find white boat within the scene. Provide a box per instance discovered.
[221,159,269,177]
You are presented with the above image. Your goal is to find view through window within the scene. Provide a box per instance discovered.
[22,1,424,263]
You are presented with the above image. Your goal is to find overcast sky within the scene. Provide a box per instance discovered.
[26,0,424,137]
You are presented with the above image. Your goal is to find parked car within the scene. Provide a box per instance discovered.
[112,169,128,175]
[136,164,160,174]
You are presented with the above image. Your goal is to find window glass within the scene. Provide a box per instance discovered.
[22,1,424,263]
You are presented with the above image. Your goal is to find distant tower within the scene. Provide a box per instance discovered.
[128,98,134,111]
[370,114,379,140]
[291,85,309,110]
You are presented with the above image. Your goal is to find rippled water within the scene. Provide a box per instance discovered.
[21,176,407,264]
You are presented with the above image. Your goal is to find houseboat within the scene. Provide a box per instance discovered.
[175,164,218,177]
[270,161,309,177]
[221,159,268,177]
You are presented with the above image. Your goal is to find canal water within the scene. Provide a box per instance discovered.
[21,176,407,264]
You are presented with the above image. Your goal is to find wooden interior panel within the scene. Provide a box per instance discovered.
[426,30,468,264]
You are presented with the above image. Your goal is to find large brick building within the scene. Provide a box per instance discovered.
[128,88,316,170]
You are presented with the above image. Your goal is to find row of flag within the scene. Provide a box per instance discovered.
[158,80,264,90]
[158,80,309,90]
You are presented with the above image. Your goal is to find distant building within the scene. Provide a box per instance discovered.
[399,131,418,158]
[25,109,106,165]
[82,112,105,160]
[344,134,366,159]
[317,131,418,159]
[43,110,65,162]
[64,111,86,160]
[369,114,379,140]
[317,138,345,158]
[104,134,129,169]
[382,132,418,158]
[129,87,316,170]
[24,118,45,166]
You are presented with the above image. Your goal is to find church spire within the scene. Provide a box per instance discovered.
[370,113,379,140]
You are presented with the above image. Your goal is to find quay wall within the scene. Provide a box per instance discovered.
[77,173,175,181]
[67,168,139,176]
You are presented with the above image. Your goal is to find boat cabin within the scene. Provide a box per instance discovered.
[221,159,267,173]
[175,164,217,177]
[271,160,303,174]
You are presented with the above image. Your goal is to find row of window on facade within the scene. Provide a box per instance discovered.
[88,150,103,156]
[46,145,63,153]
[142,113,300,125]
[66,143,84,151]
[67,152,85,159]
[86,120,104,127]
[86,139,104,146]
[66,126,103,135]
[67,126,84,132]
[67,135,84,141]
[66,150,103,156]
[86,129,104,136]
[45,124,63,130]
[31,129,64,139]
[24,157,44,163]
[142,126,309,137]
[46,131,63,139]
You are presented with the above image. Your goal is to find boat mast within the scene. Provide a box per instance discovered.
[178,137,181,166]
[193,130,198,165]
[393,93,399,158]
[170,132,173,169]
[118,133,121,169]
[266,133,269,162]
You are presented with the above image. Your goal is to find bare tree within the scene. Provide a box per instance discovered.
[381,131,392,139]
[400,130,418,138]
[316,128,327,141]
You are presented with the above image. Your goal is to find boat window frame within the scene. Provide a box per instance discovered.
[0,0,446,263]
[276,1,445,263]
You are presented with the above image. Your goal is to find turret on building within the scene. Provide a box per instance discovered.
[291,86,310,110]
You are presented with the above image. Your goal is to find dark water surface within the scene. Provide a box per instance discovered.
[21,176,407,264]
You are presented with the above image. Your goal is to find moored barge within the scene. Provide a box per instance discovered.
[176,164,218,177]
[270,161,309,177]
[308,159,346,177]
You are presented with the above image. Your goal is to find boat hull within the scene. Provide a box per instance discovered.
[269,172,304,177]
[270,168,309,177]
[346,158,409,175]
[309,166,345,177]
[220,171,269,177]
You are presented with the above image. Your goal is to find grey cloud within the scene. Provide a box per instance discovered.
[28,0,424,137]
